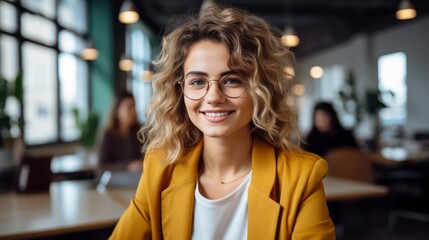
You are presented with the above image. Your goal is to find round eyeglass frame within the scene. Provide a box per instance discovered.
[178,75,247,100]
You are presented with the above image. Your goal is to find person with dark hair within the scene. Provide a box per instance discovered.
[110,4,334,239]
[98,91,142,172]
[304,101,358,157]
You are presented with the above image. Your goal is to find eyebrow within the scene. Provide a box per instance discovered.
[184,70,236,78]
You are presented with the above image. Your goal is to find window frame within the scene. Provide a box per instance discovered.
[0,0,90,147]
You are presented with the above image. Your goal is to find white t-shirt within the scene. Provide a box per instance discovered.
[192,171,252,240]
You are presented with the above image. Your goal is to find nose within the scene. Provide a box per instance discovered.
[205,81,225,104]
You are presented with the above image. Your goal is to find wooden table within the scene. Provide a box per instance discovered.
[324,176,388,201]
[0,176,387,239]
[372,146,429,166]
[0,180,134,239]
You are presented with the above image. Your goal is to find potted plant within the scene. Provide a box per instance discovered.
[72,107,100,161]
[0,73,23,162]
[338,70,387,150]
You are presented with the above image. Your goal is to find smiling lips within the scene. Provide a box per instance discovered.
[204,112,231,117]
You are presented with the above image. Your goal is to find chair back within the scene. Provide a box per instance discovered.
[324,147,374,183]
[15,154,52,193]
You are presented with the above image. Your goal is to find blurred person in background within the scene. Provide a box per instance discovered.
[97,91,142,172]
[304,101,358,157]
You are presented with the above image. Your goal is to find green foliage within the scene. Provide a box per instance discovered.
[338,70,363,124]
[338,70,387,127]
[365,89,387,116]
[72,107,100,148]
[0,73,24,147]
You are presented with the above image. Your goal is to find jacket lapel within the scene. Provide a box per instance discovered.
[159,139,280,239]
[161,142,203,240]
[248,138,280,240]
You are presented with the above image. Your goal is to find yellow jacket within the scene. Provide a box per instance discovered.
[110,138,335,239]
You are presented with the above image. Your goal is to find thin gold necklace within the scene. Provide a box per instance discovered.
[203,159,252,185]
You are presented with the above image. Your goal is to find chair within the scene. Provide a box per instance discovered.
[14,154,53,193]
[323,147,378,235]
[324,147,375,183]
[384,163,429,231]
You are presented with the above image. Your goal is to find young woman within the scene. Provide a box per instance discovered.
[110,5,335,240]
[304,101,358,157]
[98,91,142,172]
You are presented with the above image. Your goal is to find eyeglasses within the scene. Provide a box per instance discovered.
[179,74,247,100]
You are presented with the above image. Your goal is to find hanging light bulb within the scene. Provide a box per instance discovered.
[118,0,140,24]
[396,0,417,20]
[310,66,324,79]
[141,62,154,81]
[119,55,133,71]
[80,40,98,61]
[292,83,306,96]
[281,26,300,48]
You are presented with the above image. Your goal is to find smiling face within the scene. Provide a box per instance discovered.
[183,40,253,140]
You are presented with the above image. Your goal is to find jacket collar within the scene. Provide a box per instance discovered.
[161,138,280,239]
[247,137,280,239]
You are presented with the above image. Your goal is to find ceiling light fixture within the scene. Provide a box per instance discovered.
[119,55,134,71]
[396,0,417,20]
[118,0,140,24]
[292,83,306,96]
[141,62,154,81]
[282,0,299,48]
[80,40,98,61]
[281,26,300,48]
[310,66,324,79]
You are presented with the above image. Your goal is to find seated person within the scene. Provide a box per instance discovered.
[304,101,358,157]
[97,91,143,173]
[304,101,359,231]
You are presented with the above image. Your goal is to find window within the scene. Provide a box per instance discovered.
[0,1,17,33]
[0,0,89,145]
[0,35,18,81]
[377,52,407,126]
[127,25,153,123]
[22,42,57,144]
[314,65,357,128]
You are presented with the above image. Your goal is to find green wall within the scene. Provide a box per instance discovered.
[87,0,160,125]
[88,0,114,125]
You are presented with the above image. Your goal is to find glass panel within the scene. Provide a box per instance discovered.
[0,1,17,33]
[378,52,407,126]
[21,0,55,18]
[132,80,152,123]
[129,27,153,123]
[22,42,57,144]
[21,13,56,46]
[58,0,87,33]
[0,35,19,81]
[59,30,86,54]
[59,53,88,142]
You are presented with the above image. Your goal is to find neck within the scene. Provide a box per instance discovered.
[202,134,252,177]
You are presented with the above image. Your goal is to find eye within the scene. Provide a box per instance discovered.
[186,76,208,87]
[221,75,244,86]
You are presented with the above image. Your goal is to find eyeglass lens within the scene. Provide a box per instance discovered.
[181,74,246,100]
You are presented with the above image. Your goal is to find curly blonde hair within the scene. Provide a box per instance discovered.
[140,5,301,164]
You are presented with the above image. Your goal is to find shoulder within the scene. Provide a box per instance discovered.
[279,149,326,167]
[143,144,201,182]
[143,149,171,174]
[277,149,329,182]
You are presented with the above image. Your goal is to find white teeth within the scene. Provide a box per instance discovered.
[205,112,229,117]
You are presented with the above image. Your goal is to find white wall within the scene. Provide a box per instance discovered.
[296,16,429,139]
